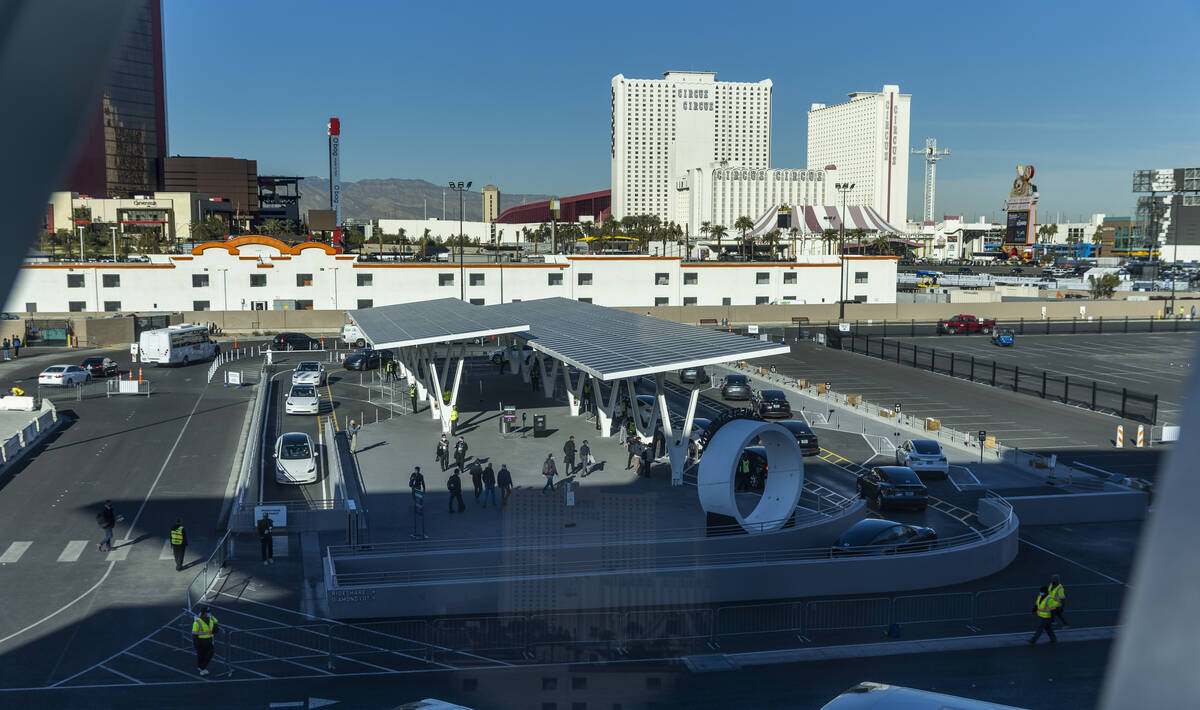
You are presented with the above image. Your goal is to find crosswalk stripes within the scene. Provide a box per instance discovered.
[0,541,32,564]
[159,539,174,560]
[106,546,130,562]
[57,540,88,562]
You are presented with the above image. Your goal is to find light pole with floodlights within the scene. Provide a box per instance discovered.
[834,182,855,321]
[448,180,471,300]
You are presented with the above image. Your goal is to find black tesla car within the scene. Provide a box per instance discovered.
[679,366,711,385]
[831,519,938,556]
[80,356,120,377]
[342,348,396,371]
[271,332,318,351]
[856,466,928,511]
[753,389,792,419]
[777,420,819,456]
[721,374,752,400]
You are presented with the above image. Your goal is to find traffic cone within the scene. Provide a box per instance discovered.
[138,367,143,384]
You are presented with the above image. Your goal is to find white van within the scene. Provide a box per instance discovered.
[341,323,367,347]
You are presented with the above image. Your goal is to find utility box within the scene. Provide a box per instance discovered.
[798,378,810,388]
[817,383,828,394]
[847,394,862,406]
[533,414,547,437]
[985,435,997,450]
[925,417,941,432]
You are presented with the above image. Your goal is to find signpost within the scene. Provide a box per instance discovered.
[977,429,987,463]
[411,489,426,539]
[254,504,287,529]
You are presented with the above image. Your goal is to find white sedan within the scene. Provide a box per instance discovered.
[274,432,318,484]
[38,365,90,387]
[895,439,950,478]
[284,384,320,415]
[291,360,327,386]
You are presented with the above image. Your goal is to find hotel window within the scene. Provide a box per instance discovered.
[683,272,698,285]
[69,301,86,312]
[654,273,669,286]
[295,300,314,310]
[755,296,770,305]
[654,297,668,306]
[855,272,869,284]
[722,297,731,306]
[577,272,593,286]
[548,273,563,286]
[192,274,209,288]
[193,300,210,311]
[250,274,266,287]
[438,273,454,286]
[296,273,313,287]
[357,273,372,287]
[469,298,485,306]
[102,274,120,288]
[755,272,770,285]
[469,273,485,286]
[67,274,84,288]
[103,301,121,312]
[683,296,697,306]
[784,272,797,284]
[578,297,592,304]
[357,299,373,309]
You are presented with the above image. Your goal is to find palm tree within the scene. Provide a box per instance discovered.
[821,228,839,256]
[734,216,754,259]
[711,225,728,259]
[788,226,800,259]
[421,228,432,260]
[869,232,892,255]
[1092,226,1104,258]
[762,229,783,259]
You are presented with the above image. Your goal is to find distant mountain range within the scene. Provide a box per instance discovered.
[297,177,554,222]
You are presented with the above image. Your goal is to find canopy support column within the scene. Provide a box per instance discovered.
[563,365,585,416]
[416,345,442,421]
[596,376,620,437]
[508,338,522,375]
[658,381,699,487]
[542,356,561,399]
[625,377,656,444]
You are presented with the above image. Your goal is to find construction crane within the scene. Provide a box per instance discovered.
[912,138,950,223]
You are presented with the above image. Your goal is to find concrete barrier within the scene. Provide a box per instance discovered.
[35,410,55,432]
[1002,488,1148,525]
[1,435,19,463]
[20,422,37,446]
[0,396,36,412]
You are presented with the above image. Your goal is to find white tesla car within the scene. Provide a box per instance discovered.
[291,361,327,386]
[284,384,320,415]
[274,432,317,484]
[895,439,950,478]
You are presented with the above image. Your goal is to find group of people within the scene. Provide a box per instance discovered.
[432,433,514,512]
[1,335,21,360]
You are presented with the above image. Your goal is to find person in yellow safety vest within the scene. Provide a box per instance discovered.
[409,383,418,414]
[443,389,451,404]
[9,386,23,396]
[169,518,188,572]
[1027,585,1057,645]
[192,606,219,675]
[1047,574,1068,627]
[449,406,458,435]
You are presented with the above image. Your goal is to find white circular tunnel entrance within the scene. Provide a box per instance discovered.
[697,419,805,533]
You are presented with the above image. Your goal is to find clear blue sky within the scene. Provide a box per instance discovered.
[164,0,1199,222]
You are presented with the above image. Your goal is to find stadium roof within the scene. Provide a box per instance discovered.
[347,299,530,349]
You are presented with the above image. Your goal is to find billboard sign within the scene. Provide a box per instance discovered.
[1003,165,1037,246]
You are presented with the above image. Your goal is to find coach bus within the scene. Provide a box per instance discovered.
[820,682,1026,709]
[137,324,220,366]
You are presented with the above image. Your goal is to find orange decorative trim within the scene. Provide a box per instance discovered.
[566,256,679,261]
[292,242,338,255]
[687,262,838,268]
[170,256,193,261]
[352,262,565,269]
[334,255,357,260]
[272,255,292,260]
[238,256,260,260]
[256,263,274,268]
[191,235,339,256]
[22,264,175,269]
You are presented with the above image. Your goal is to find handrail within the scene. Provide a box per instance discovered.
[185,530,233,613]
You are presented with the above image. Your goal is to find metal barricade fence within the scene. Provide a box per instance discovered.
[713,602,804,640]
[432,616,530,655]
[805,597,893,632]
[622,608,714,651]
[523,611,624,653]
[228,624,334,672]
[892,592,974,626]
[185,531,234,612]
[330,619,431,658]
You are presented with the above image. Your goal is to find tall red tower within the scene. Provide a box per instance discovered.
[328,117,341,247]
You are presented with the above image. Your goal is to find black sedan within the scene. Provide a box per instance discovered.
[271,332,319,351]
[777,420,819,456]
[753,389,792,419]
[679,366,711,385]
[831,519,937,556]
[856,466,928,511]
[342,347,395,371]
[80,356,119,377]
[720,374,752,400]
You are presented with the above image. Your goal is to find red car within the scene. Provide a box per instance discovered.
[936,314,996,335]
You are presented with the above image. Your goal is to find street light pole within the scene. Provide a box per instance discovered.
[77,225,85,262]
[110,226,118,262]
[448,180,471,301]
[834,182,855,321]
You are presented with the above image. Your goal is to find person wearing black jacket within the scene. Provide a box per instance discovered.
[469,460,484,500]
[409,466,425,492]
[454,437,469,470]
[447,469,466,513]
[481,463,497,508]
[96,500,117,552]
[497,464,513,505]
[436,435,449,471]
[563,436,577,475]
[257,512,275,565]
[170,518,188,571]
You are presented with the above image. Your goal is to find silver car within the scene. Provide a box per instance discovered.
[895,439,949,478]
[284,384,320,415]
[274,432,317,484]
[291,360,327,386]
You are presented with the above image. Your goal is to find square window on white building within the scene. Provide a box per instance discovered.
[469,273,485,286]
[755,272,770,285]
[654,273,669,286]
[548,273,563,286]
[193,300,210,311]
[357,299,373,309]
[69,301,86,312]
[855,271,869,284]
[722,297,732,306]
[296,273,313,287]
[102,274,120,288]
[67,274,84,288]
[438,274,454,287]
[654,297,668,306]
[357,273,372,287]
[683,296,697,306]
[784,272,797,284]
[192,274,209,288]
[683,272,698,285]
[577,272,593,286]
[103,301,121,312]
[755,296,769,305]
[250,274,266,287]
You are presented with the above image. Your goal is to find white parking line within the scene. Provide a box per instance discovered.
[106,546,130,562]
[57,540,87,562]
[0,541,32,564]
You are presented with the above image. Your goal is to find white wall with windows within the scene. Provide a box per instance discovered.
[6,239,897,312]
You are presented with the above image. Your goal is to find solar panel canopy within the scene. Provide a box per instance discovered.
[348,298,530,349]
[485,297,789,380]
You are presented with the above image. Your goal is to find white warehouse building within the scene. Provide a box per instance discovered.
[5,235,897,313]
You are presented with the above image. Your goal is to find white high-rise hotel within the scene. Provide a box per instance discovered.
[610,71,772,221]
[808,85,911,227]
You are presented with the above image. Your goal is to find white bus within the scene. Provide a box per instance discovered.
[820,682,1027,709]
[137,324,220,366]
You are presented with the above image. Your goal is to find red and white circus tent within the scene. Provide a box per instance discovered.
[743,204,904,239]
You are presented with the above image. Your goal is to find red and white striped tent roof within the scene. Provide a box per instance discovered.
[741,205,904,238]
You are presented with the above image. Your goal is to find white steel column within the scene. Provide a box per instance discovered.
[595,376,620,437]
[659,381,699,487]
[541,356,561,399]
[625,377,656,444]
[563,364,586,416]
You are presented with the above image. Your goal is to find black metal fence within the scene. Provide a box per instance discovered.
[835,330,1159,424]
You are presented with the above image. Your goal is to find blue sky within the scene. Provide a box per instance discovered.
[164,0,1199,222]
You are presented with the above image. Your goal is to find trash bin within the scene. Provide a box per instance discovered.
[499,417,510,435]
[533,414,547,437]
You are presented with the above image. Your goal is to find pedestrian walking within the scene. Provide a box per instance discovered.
[257,511,275,565]
[542,453,558,492]
[582,381,593,414]
[563,435,577,475]
[409,466,425,493]
[616,413,627,444]
[639,444,652,478]
[481,462,497,507]
[498,464,513,505]
[454,436,468,471]
[447,468,466,513]
[1048,574,1068,627]
[469,460,484,500]
[579,440,593,476]
[192,606,220,676]
[1,338,8,361]
[436,434,450,471]
[449,405,459,435]
[347,419,361,454]
[626,437,638,470]
[95,500,120,552]
[170,518,188,571]
[11,335,19,358]
[1027,586,1057,644]
[409,382,419,413]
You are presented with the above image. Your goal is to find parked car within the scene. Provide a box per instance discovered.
[777,420,820,456]
[678,366,711,385]
[342,347,396,371]
[831,519,938,556]
[80,356,120,377]
[895,439,949,478]
[291,360,327,386]
[38,364,90,386]
[936,314,996,335]
[720,374,752,400]
[274,432,318,484]
[284,384,320,415]
[856,466,928,511]
[490,345,533,365]
[686,417,713,460]
[0,312,19,320]
[271,332,318,351]
[753,389,792,419]
[991,328,1015,346]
